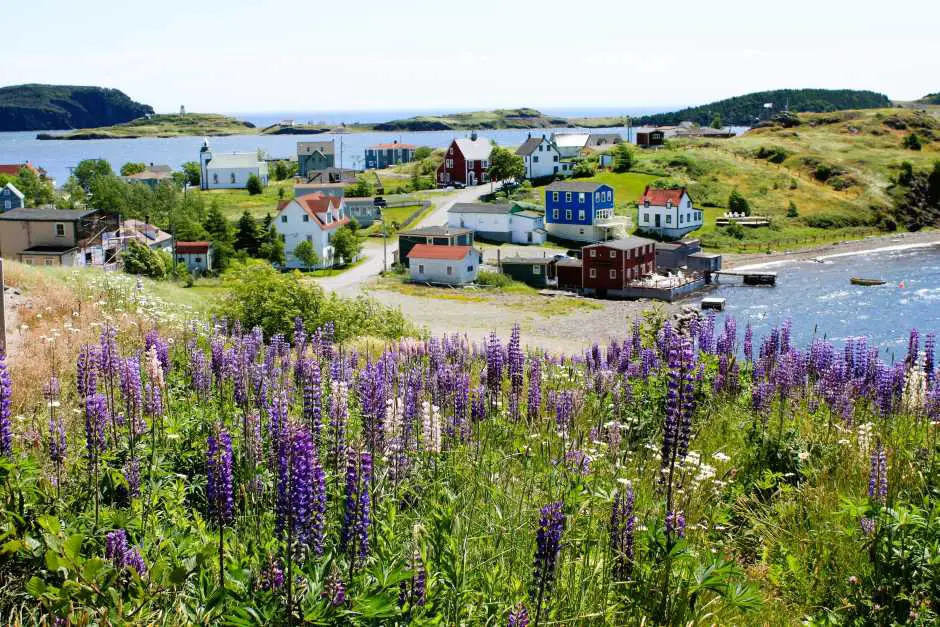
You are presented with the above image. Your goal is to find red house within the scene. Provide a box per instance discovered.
[436,133,492,186]
[581,236,656,295]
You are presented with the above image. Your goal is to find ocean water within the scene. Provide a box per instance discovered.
[710,243,940,358]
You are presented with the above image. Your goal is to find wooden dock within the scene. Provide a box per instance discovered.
[712,270,777,286]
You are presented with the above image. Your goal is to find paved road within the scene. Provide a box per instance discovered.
[317,183,494,294]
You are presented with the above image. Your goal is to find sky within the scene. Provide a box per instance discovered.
[3,0,938,114]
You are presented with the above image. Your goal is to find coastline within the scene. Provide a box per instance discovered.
[723,229,940,271]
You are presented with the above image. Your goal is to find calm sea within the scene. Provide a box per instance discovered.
[712,243,940,357]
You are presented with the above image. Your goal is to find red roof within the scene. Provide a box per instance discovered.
[286,193,350,231]
[407,244,473,260]
[370,143,417,150]
[0,162,37,176]
[176,241,210,254]
[639,186,686,206]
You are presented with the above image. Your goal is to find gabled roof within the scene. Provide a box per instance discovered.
[298,141,335,155]
[407,244,475,260]
[0,207,97,221]
[584,236,656,251]
[206,152,263,169]
[110,219,173,246]
[639,186,687,206]
[448,202,514,215]
[370,142,418,149]
[515,135,549,156]
[501,256,553,265]
[2,183,24,199]
[176,241,211,254]
[453,137,492,161]
[399,225,472,237]
[545,181,608,193]
[585,133,622,147]
[0,163,37,176]
[555,258,582,268]
[552,133,590,148]
[513,210,543,220]
[282,193,350,231]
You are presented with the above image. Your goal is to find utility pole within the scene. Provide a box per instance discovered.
[0,259,6,355]
[380,210,388,273]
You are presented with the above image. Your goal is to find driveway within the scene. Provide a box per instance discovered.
[317,183,495,294]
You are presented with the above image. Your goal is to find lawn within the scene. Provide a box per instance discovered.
[362,203,430,236]
[195,179,294,219]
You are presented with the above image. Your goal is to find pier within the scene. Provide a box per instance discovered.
[712,270,777,286]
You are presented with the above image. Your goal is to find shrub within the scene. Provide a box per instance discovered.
[414,146,433,161]
[725,222,745,239]
[802,212,869,229]
[246,174,263,195]
[902,133,922,151]
[476,270,513,288]
[786,201,799,218]
[612,143,636,173]
[572,161,596,178]
[728,190,751,216]
[122,240,167,278]
[755,146,790,164]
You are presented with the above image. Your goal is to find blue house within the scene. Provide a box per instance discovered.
[544,181,629,242]
[1,183,24,211]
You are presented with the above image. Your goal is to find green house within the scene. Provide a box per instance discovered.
[500,256,556,288]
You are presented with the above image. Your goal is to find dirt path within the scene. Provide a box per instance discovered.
[3,286,29,358]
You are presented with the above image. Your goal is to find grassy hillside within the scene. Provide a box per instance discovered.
[0,83,153,131]
[633,89,892,126]
[37,113,257,139]
[372,107,570,131]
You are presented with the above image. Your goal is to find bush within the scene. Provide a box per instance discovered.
[348,177,374,197]
[572,161,596,178]
[728,190,751,216]
[476,270,513,288]
[755,146,790,164]
[612,143,636,173]
[802,212,869,229]
[786,201,799,218]
[218,262,415,342]
[902,133,923,151]
[725,222,745,239]
[122,240,167,278]
[414,146,433,161]
[246,174,263,195]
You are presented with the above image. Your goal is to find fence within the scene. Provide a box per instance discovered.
[709,229,882,253]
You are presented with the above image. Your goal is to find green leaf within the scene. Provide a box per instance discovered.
[1,539,23,554]
[44,549,61,572]
[37,515,61,536]
[25,576,46,598]
[63,533,83,561]
[169,565,189,585]
[83,557,106,581]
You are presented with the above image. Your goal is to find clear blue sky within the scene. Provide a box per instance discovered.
[4,0,938,113]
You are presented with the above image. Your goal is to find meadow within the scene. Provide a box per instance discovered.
[0,258,938,625]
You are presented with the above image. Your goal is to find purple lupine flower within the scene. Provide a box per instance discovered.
[45,378,66,464]
[122,457,141,499]
[925,333,936,390]
[486,332,504,400]
[868,442,887,505]
[399,549,427,607]
[207,426,234,525]
[106,529,147,577]
[665,510,686,539]
[260,556,285,591]
[275,423,322,555]
[301,358,323,448]
[76,344,99,398]
[860,517,875,536]
[323,571,346,606]
[906,328,920,370]
[508,602,530,627]
[563,449,591,476]
[0,352,11,457]
[189,348,210,397]
[662,336,695,470]
[84,393,108,457]
[98,325,119,384]
[610,484,636,580]
[471,386,485,422]
[554,390,574,436]
[144,382,162,417]
[329,381,348,471]
[527,358,541,421]
[751,381,773,415]
[144,328,170,377]
[631,318,642,355]
[508,325,524,419]
[531,501,564,600]
[340,449,372,567]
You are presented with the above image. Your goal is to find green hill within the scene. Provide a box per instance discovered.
[917,92,940,105]
[0,84,153,131]
[632,89,892,126]
[372,108,570,131]
[37,113,256,139]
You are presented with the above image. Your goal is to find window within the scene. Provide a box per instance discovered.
[679,214,684,224]
[666,215,672,224]
[609,250,616,258]
[606,191,611,201]
[565,192,572,202]
[609,269,616,279]
[579,228,585,235]
[213,173,219,184]
[467,266,473,272]
[230,173,236,184]
[595,192,600,202]
[565,210,572,220]
[578,210,585,221]
[45,258,55,266]
[533,156,539,163]
[177,256,184,262]
[448,147,453,155]
[687,200,692,208]
[578,193,585,203]
[54,223,65,237]
[303,214,309,222]
[643,213,649,223]
[643,200,650,208]
[589,268,597,278]
[552,209,559,219]
[538,144,543,151]
[631,249,635,259]
[305,235,313,243]
[687,213,691,222]
[590,249,596,257]
[418,264,425,273]
[552,192,559,202]
[553,155,559,162]
[195,257,202,263]
[3,201,9,210]
[446,266,453,276]
[281,215,288,223]
[532,264,541,275]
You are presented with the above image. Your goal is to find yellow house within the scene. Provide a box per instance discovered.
[0,208,116,266]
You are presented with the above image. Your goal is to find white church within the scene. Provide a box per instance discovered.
[199,139,269,190]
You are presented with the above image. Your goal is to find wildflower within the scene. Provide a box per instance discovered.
[260,556,284,591]
[207,426,234,525]
[340,449,372,568]
[0,352,12,457]
[323,570,346,606]
[527,358,541,421]
[554,391,574,436]
[122,457,141,499]
[399,549,427,607]
[868,442,887,505]
[105,529,147,577]
[508,602,530,627]
[531,501,564,602]
[610,484,636,581]
[665,510,686,539]
[275,423,324,555]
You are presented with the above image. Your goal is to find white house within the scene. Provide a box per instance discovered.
[175,241,213,274]
[199,139,269,190]
[407,244,481,285]
[551,133,590,158]
[515,134,570,179]
[447,203,547,245]
[275,192,350,269]
[636,186,703,240]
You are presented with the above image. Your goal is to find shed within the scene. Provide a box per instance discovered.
[500,256,555,288]
[398,226,474,268]
[407,244,481,285]
[687,252,722,272]
[556,258,583,291]
[175,241,213,274]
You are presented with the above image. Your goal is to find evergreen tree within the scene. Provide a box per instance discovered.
[235,211,261,256]
[203,201,235,271]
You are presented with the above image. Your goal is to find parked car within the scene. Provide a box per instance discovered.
[453,181,466,189]
[373,196,387,208]
[553,253,573,262]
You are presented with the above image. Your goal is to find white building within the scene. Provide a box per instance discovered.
[447,203,547,245]
[515,134,570,179]
[551,133,590,159]
[636,186,703,240]
[275,192,350,269]
[407,244,481,285]
[175,241,213,274]
[199,139,269,190]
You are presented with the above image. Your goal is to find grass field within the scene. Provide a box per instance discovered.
[196,179,294,219]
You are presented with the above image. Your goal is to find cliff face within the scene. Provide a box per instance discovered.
[0,84,154,131]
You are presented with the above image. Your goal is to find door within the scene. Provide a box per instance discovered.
[468,171,476,186]
[527,232,532,243]
[655,214,661,228]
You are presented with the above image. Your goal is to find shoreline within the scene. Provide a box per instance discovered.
[723,230,940,271]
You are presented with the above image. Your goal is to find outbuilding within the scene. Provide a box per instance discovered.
[500,256,555,288]
[556,258,583,291]
[407,244,481,285]
[175,241,214,274]
[398,226,474,268]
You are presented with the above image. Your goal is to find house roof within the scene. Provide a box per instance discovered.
[286,193,351,231]
[639,186,687,206]
[298,141,335,155]
[513,210,543,220]
[0,208,97,221]
[206,152,263,169]
[399,225,472,237]
[0,163,37,176]
[545,181,607,193]
[555,258,582,268]
[552,133,590,148]
[448,202,514,215]
[110,219,173,246]
[370,142,417,149]
[454,137,492,161]
[176,241,211,254]
[585,236,656,251]
[407,244,475,260]
[2,183,24,199]
[501,256,553,265]
[515,136,545,156]
[125,168,173,181]
[22,245,76,254]
[585,133,622,147]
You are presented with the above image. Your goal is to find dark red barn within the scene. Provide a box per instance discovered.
[436,134,492,186]
[581,236,656,295]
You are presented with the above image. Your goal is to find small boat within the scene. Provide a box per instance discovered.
[850,277,886,286]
